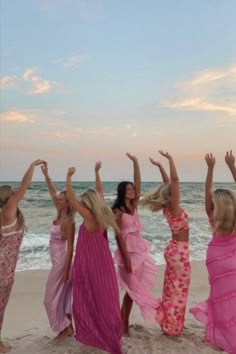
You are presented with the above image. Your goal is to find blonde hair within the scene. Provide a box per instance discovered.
[139,183,171,212]
[0,185,25,230]
[212,189,236,234]
[81,189,119,233]
[56,191,75,222]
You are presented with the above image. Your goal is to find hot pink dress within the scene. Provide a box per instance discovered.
[114,209,159,323]
[0,219,24,334]
[72,223,123,354]
[44,223,72,332]
[190,230,236,353]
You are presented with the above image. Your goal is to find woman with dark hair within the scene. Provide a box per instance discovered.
[41,162,75,341]
[113,153,158,336]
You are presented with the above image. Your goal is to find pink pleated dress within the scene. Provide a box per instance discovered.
[114,209,159,324]
[190,231,236,354]
[44,223,72,332]
[72,223,123,354]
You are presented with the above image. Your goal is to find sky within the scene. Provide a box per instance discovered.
[0,0,236,182]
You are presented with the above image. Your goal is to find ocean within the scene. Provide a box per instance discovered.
[2,181,235,272]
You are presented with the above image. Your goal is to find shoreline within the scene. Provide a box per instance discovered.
[2,261,225,353]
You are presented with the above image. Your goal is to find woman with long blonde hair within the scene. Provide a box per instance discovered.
[0,159,44,353]
[66,162,123,354]
[190,151,236,353]
[140,151,191,336]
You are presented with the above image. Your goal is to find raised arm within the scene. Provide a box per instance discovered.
[205,153,215,219]
[126,153,141,202]
[41,162,57,205]
[149,157,170,183]
[225,150,236,182]
[7,159,44,209]
[95,161,103,198]
[66,167,93,220]
[159,151,180,214]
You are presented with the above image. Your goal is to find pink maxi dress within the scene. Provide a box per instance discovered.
[44,223,72,332]
[114,209,159,323]
[190,231,236,354]
[0,219,24,334]
[72,223,123,354]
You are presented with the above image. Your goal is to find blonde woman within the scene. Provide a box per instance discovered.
[140,151,191,336]
[66,163,123,354]
[190,151,236,353]
[0,159,44,353]
[41,162,75,340]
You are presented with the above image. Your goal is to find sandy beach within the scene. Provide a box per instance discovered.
[2,261,224,354]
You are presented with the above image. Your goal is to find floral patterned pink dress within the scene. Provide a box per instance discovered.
[155,207,191,335]
[0,219,24,334]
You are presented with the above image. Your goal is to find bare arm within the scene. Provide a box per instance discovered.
[205,153,215,219]
[66,167,94,220]
[126,153,141,202]
[41,162,57,205]
[149,157,170,183]
[6,159,44,213]
[225,150,236,182]
[62,221,75,283]
[114,210,132,273]
[159,151,180,215]
[95,161,103,198]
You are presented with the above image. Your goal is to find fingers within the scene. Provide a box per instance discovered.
[95,161,102,171]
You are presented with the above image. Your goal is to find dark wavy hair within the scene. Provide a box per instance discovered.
[112,181,134,214]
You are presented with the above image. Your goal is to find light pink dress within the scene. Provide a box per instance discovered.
[114,209,159,323]
[190,231,236,353]
[44,223,72,332]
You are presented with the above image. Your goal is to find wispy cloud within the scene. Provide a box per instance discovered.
[0,76,18,89]
[23,67,57,94]
[0,67,58,95]
[162,63,236,117]
[181,64,236,89]
[54,54,90,68]
[0,111,35,123]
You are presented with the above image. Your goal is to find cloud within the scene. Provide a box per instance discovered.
[181,64,236,89]
[162,63,236,117]
[164,98,236,116]
[23,67,57,94]
[54,54,90,68]
[0,111,35,123]
[0,76,18,89]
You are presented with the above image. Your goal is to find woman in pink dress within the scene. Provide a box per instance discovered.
[66,162,123,354]
[140,151,191,336]
[0,159,44,353]
[41,162,75,340]
[190,150,236,353]
[112,153,159,336]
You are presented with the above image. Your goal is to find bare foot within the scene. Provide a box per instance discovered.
[0,341,11,353]
[52,325,74,341]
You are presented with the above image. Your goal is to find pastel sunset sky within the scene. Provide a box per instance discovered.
[0,0,235,182]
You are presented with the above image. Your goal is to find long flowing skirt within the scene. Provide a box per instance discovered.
[0,233,23,333]
[190,234,236,353]
[44,240,72,332]
[72,223,123,354]
[156,239,191,335]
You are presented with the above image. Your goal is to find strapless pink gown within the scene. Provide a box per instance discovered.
[190,232,236,354]
[44,223,72,332]
[114,209,159,323]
